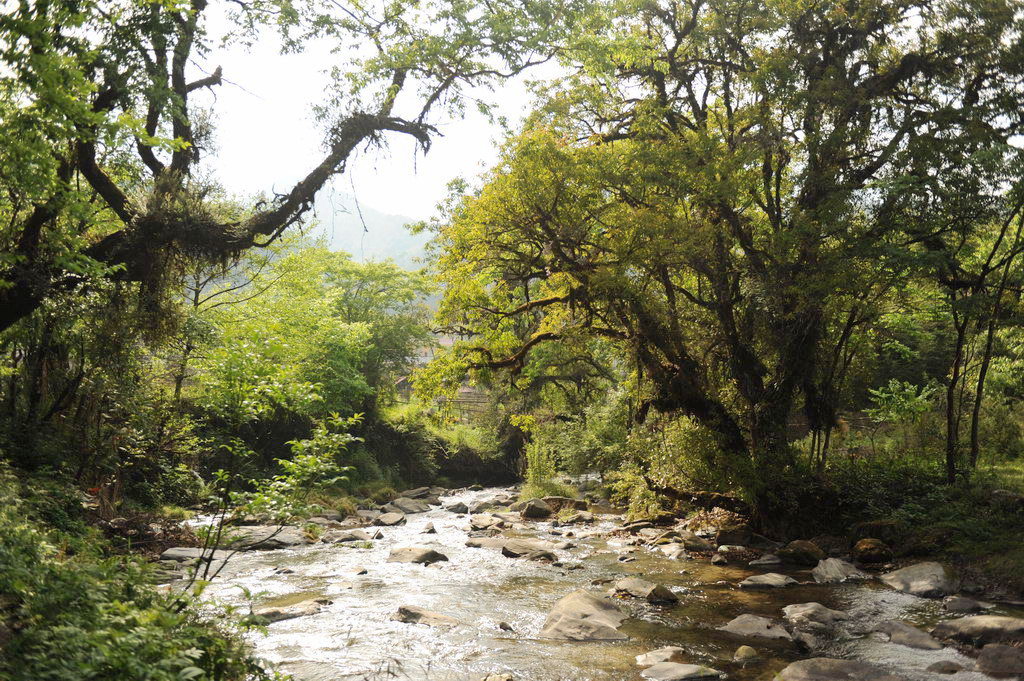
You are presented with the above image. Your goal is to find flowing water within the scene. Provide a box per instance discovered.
[186,487,1021,681]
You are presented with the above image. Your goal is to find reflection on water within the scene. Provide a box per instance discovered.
[184,488,1019,681]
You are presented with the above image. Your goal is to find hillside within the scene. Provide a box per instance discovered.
[311,191,429,269]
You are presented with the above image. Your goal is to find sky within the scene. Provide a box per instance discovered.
[193,16,540,224]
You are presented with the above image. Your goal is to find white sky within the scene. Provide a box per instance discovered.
[194,20,540,222]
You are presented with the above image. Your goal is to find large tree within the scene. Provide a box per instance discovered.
[425,0,1024,508]
[0,0,576,332]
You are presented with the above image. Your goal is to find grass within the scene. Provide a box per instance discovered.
[519,479,579,501]
[158,504,195,521]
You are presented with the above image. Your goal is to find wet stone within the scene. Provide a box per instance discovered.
[640,662,724,680]
[978,644,1024,675]
[539,590,628,641]
[613,577,679,603]
[926,661,963,674]
[749,553,782,566]
[777,658,906,681]
[393,605,459,627]
[931,615,1024,647]
[812,558,868,584]
[879,562,957,598]
[718,614,792,640]
[874,620,942,650]
[739,573,797,589]
[387,546,449,565]
[636,647,686,666]
[374,512,407,526]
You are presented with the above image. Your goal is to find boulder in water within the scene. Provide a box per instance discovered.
[385,497,432,514]
[879,562,957,598]
[393,605,459,627]
[677,530,715,552]
[943,596,985,614]
[734,645,759,662]
[499,538,557,557]
[520,498,554,519]
[160,547,229,562]
[931,615,1024,647]
[387,546,449,565]
[852,538,893,563]
[374,512,407,526]
[252,599,323,623]
[539,590,628,640]
[640,662,724,680]
[874,620,942,650]
[749,553,782,566]
[782,602,847,631]
[636,647,686,666]
[321,529,371,543]
[444,501,469,514]
[812,558,868,584]
[542,496,588,512]
[613,577,679,604]
[718,614,792,640]
[224,525,313,550]
[925,661,963,674]
[978,643,1024,674]
[777,658,906,681]
[778,540,825,566]
[739,573,797,589]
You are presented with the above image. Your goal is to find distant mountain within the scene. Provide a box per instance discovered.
[309,191,429,269]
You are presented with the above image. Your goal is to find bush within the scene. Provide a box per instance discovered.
[0,469,275,681]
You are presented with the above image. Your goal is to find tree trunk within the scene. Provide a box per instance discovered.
[945,308,969,484]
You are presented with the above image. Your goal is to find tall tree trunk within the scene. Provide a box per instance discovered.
[945,306,969,484]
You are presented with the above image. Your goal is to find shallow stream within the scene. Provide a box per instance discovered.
[187,487,1022,681]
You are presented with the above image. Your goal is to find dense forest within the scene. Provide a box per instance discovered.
[2,0,1024,679]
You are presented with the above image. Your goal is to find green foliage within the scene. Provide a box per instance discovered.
[230,414,361,524]
[0,469,275,681]
[866,380,937,426]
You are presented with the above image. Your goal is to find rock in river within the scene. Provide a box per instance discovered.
[636,647,686,666]
[943,596,985,614]
[499,538,557,557]
[718,614,792,640]
[224,525,313,550]
[160,546,229,562]
[321,529,372,543]
[539,590,628,640]
[778,539,825,566]
[641,662,724,680]
[879,562,957,598]
[387,546,449,565]
[444,501,469,514]
[519,498,554,519]
[677,530,715,552]
[782,603,847,631]
[253,599,323,624]
[852,538,893,564]
[739,573,797,589]
[383,497,432,514]
[393,605,459,627]
[931,615,1024,647]
[978,643,1024,674]
[874,620,942,650]
[374,512,407,526]
[777,658,905,681]
[613,577,679,604]
[749,553,782,566]
[812,558,868,584]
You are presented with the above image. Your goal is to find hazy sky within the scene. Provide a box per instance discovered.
[194,21,538,223]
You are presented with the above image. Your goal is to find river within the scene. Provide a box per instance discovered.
[184,487,1021,681]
